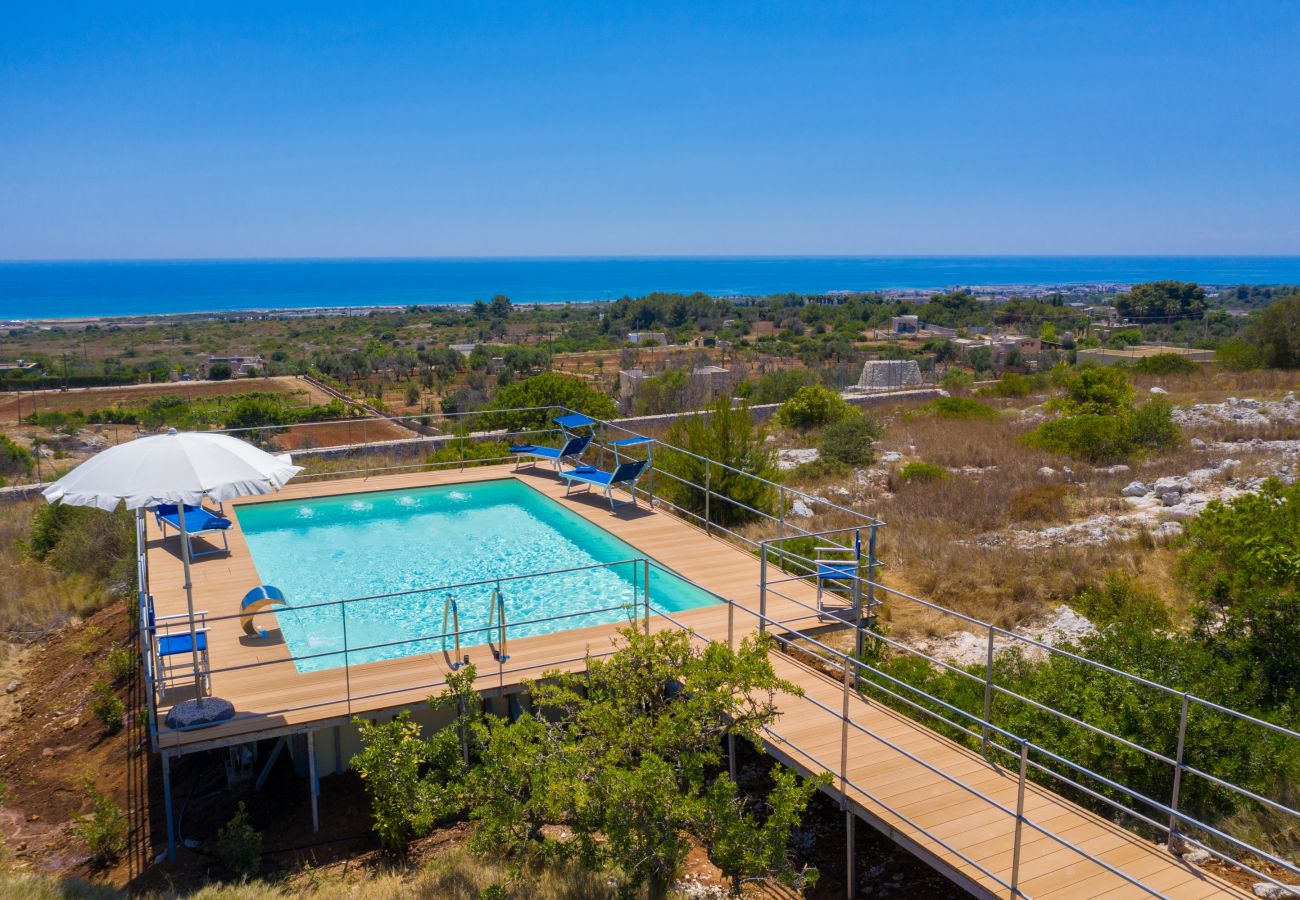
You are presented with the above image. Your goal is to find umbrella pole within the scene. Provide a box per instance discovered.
[175,504,205,701]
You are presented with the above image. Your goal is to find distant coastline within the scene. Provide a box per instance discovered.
[3,256,1299,320]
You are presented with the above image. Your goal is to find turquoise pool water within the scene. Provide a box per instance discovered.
[236,479,719,673]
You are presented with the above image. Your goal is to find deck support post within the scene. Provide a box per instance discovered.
[982,624,995,759]
[1010,741,1028,897]
[161,751,176,862]
[726,598,735,650]
[307,731,319,833]
[845,810,856,898]
[1168,693,1190,849]
[728,733,736,781]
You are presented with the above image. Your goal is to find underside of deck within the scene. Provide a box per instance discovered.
[144,464,1247,898]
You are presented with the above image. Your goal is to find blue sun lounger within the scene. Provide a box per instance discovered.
[152,503,232,559]
[508,433,593,472]
[560,458,650,509]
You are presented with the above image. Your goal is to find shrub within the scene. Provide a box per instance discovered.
[790,456,848,483]
[988,372,1034,398]
[28,503,135,591]
[1027,414,1134,464]
[939,370,974,394]
[818,414,882,468]
[1130,353,1198,375]
[744,368,820,404]
[1214,338,1264,371]
[102,645,137,683]
[657,399,778,528]
[1242,292,1300,369]
[73,789,128,866]
[775,385,850,431]
[898,462,948,482]
[914,396,998,420]
[88,682,124,734]
[217,801,263,880]
[1072,574,1171,629]
[207,362,233,380]
[1129,398,1181,453]
[425,439,511,469]
[1051,366,1133,416]
[0,435,34,481]
[352,710,438,849]
[1006,483,1073,523]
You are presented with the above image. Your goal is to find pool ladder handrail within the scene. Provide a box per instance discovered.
[487,586,509,662]
[441,593,462,669]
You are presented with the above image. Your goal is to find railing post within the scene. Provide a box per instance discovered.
[840,651,852,802]
[1011,740,1028,897]
[759,543,768,636]
[727,597,735,650]
[866,523,878,618]
[982,624,995,759]
[643,558,651,635]
[1168,693,1190,848]
[704,461,711,535]
[778,487,786,542]
[363,418,369,478]
[342,601,352,716]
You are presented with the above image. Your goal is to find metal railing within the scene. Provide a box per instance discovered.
[142,557,653,747]
[131,404,1298,893]
[745,541,1300,894]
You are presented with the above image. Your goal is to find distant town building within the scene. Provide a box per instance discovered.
[0,359,41,373]
[206,355,264,376]
[990,336,1041,365]
[627,331,669,346]
[890,315,920,334]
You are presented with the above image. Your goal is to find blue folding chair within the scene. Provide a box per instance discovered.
[146,595,210,701]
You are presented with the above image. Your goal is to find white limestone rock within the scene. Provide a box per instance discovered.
[1120,481,1150,497]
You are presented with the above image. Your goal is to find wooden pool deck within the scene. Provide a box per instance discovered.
[144,465,1246,898]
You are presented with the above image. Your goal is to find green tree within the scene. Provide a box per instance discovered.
[479,373,617,432]
[1242,292,1300,368]
[657,399,778,528]
[1115,281,1206,320]
[476,629,818,900]
[1051,366,1134,416]
[775,385,850,431]
[208,361,233,380]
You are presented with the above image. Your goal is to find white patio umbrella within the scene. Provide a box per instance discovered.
[43,429,302,720]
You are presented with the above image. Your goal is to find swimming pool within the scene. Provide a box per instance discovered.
[236,478,720,673]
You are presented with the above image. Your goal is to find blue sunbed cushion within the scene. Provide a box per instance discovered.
[567,468,615,487]
[509,443,541,453]
[158,631,207,656]
[154,504,231,532]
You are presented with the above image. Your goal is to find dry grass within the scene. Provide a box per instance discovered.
[0,501,113,642]
[0,847,637,899]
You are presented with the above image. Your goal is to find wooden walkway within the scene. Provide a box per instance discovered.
[144,465,1246,898]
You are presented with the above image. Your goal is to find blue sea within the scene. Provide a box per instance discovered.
[2,256,1299,319]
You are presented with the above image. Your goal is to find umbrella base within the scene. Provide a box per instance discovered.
[165,697,236,730]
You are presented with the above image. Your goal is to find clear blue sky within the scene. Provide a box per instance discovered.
[1,1,1297,259]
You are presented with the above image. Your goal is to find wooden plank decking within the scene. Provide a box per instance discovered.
[144,464,1246,899]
